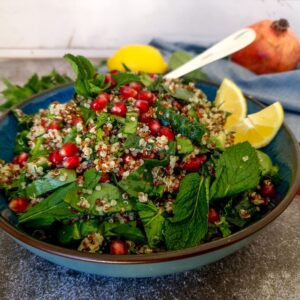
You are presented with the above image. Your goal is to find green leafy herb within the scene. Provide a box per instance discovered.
[136,201,165,247]
[63,126,78,143]
[57,222,81,244]
[103,221,146,243]
[156,103,206,145]
[83,168,102,190]
[210,142,260,201]
[165,173,210,250]
[14,130,30,154]
[124,134,141,149]
[143,158,169,169]
[0,70,71,111]
[112,72,141,88]
[123,112,138,134]
[19,183,77,226]
[169,50,208,82]
[26,169,76,197]
[176,136,194,154]
[118,166,153,198]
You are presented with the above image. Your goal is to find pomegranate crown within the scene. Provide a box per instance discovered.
[271,18,289,33]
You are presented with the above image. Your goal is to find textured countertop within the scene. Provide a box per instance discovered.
[0,59,299,300]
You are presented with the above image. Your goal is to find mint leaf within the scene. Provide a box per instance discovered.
[165,174,210,250]
[156,103,206,145]
[112,72,141,88]
[136,201,165,247]
[0,70,71,111]
[210,142,260,201]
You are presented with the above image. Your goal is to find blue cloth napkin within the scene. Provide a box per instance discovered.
[150,38,300,141]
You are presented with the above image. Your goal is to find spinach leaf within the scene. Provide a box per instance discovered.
[168,50,208,81]
[166,86,197,102]
[123,112,138,134]
[156,103,206,145]
[83,168,101,190]
[66,183,133,215]
[26,169,76,197]
[79,105,96,122]
[31,137,48,158]
[57,222,81,244]
[19,183,77,225]
[136,201,165,247]
[118,166,153,197]
[103,221,146,243]
[165,174,210,250]
[210,142,260,201]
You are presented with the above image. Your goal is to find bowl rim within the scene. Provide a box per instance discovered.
[0,82,299,264]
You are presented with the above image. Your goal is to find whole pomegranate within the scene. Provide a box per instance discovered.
[231,19,300,74]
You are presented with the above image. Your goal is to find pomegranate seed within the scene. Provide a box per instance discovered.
[183,155,207,172]
[63,156,80,169]
[128,82,142,92]
[48,150,63,165]
[135,100,149,113]
[120,86,138,99]
[172,100,183,111]
[12,152,29,167]
[261,180,276,197]
[208,208,220,223]
[110,102,127,117]
[139,112,152,123]
[137,91,156,105]
[159,127,175,141]
[122,153,134,164]
[71,117,82,126]
[297,185,300,195]
[90,93,110,112]
[149,119,161,135]
[110,69,119,75]
[41,119,47,128]
[9,198,29,213]
[109,240,128,255]
[104,74,116,88]
[149,73,158,79]
[48,121,61,131]
[99,173,111,183]
[60,143,79,157]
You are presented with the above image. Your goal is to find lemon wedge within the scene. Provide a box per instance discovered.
[231,101,284,148]
[214,78,247,130]
[107,44,168,74]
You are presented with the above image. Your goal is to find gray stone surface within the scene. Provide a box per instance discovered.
[0,59,299,300]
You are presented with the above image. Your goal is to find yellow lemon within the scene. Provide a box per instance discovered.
[231,102,284,148]
[107,44,168,74]
[214,78,247,130]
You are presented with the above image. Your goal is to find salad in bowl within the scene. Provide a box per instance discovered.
[0,55,281,255]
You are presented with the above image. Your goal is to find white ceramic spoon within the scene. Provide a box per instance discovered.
[164,28,256,79]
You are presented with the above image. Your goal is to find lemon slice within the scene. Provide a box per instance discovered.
[231,101,284,148]
[107,44,168,74]
[214,78,247,130]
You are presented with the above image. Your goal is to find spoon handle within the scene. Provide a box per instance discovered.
[164,28,256,79]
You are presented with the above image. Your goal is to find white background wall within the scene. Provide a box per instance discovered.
[0,0,300,58]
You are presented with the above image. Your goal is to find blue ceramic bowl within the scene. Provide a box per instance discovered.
[0,83,299,278]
